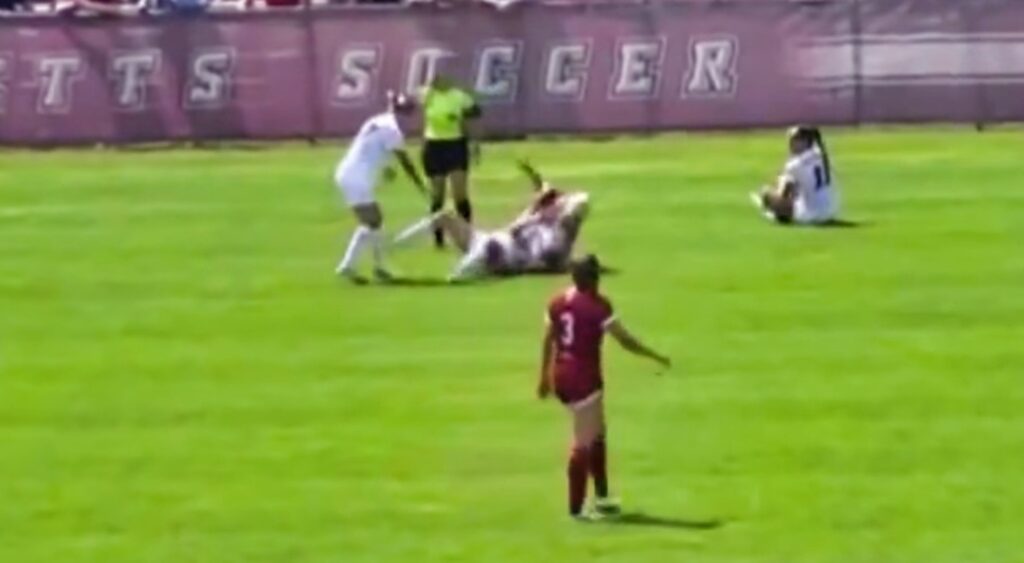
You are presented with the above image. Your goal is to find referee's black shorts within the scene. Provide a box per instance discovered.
[422,138,470,178]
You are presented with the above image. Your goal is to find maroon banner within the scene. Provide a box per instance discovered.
[1,1,1024,145]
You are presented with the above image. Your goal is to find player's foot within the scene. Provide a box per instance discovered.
[571,508,609,523]
[337,267,369,285]
[749,191,774,221]
[373,268,396,284]
[593,497,622,516]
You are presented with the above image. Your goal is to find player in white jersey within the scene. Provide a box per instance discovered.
[391,161,592,281]
[751,126,840,225]
[335,91,427,284]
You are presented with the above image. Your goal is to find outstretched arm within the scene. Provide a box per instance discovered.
[517,159,545,191]
[394,149,427,199]
[537,322,556,398]
[606,319,671,369]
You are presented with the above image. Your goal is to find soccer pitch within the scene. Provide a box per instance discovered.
[2,129,1023,562]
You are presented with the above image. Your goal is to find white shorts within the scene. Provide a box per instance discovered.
[794,195,837,224]
[335,172,376,207]
[466,230,518,270]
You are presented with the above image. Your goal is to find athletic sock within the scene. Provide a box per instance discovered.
[337,225,371,273]
[393,214,440,247]
[591,433,609,499]
[568,445,590,516]
[366,228,384,270]
[455,198,473,223]
[431,199,444,247]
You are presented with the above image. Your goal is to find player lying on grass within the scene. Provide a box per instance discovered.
[334,91,427,285]
[751,126,841,225]
[538,254,671,519]
[392,161,592,281]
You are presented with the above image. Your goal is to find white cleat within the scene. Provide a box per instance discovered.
[337,267,369,285]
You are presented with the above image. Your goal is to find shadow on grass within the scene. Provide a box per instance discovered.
[595,512,724,531]
[816,218,865,229]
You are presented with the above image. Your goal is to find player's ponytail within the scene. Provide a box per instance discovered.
[810,127,832,184]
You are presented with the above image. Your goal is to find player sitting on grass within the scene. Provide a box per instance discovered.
[751,126,841,225]
[392,161,592,281]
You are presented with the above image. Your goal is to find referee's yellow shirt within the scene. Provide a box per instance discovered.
[422,87,476,141]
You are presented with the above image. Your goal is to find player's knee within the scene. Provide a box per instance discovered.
[565,192,590,220]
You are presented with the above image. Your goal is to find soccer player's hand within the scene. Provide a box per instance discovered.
[655,355,672,371]
[537,379,551,400]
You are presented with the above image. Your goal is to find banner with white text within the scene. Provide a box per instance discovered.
[1,1,1023,145]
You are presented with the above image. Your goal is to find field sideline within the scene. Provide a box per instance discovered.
[2,129,1023,562]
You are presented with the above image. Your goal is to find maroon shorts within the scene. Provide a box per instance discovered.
[553,367,603,409]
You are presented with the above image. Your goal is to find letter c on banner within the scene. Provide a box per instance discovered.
[544,41,592,101]
[474,41,523,103]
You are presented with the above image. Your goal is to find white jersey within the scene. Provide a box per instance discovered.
[782,147,838,223]
[335,112,404,191]
[517,222,566,269]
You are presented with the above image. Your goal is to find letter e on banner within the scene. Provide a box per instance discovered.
[186,48,235,109]
[683,36,739,98]
[610,37,666,100]
[333,45,382,106]
[543,40,592,101]
[109,50,162,112]
[474,41,522,104]
[36,55,84,114]
[404,47,455,95]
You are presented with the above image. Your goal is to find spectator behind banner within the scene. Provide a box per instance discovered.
[156,0,209,14]
[0,0,31,13]
[61,0,144,16]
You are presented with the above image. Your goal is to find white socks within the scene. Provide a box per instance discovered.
[337,225,384,273]
[393,213,441,247]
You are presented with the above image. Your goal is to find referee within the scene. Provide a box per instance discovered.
[420,74,482,247]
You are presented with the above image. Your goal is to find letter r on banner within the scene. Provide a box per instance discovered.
[683,36,739,97]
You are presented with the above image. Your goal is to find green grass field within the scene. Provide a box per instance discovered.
[2,129,1023,563]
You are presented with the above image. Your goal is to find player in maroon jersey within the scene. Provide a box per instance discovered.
[537,254,671,519]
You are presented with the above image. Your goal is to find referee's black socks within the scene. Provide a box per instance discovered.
[431,199,444,247]
[456,199,473,223]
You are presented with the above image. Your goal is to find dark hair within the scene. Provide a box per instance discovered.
[571,254,601,291]
[794,125,831,184]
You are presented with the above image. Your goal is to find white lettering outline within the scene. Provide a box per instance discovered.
[542,39,593,102]
[608,36,668,101]
[108,48,162,113]
[682,35,740,99]
[184,47,236,110]
[473,39,524,105]
[332,43,384,108]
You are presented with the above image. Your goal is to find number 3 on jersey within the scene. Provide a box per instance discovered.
[559,312,575,346]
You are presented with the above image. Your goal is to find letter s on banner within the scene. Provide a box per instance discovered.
[35,55,84,114]
[474,41,523,104]
[683,36,739,98]
[109,50,162,112]
[186,48,235,109]
[333,45,382,106]
[610,37,667,100]
[543,40,592,101]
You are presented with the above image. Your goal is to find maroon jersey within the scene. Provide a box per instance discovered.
[546,287,615,404]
